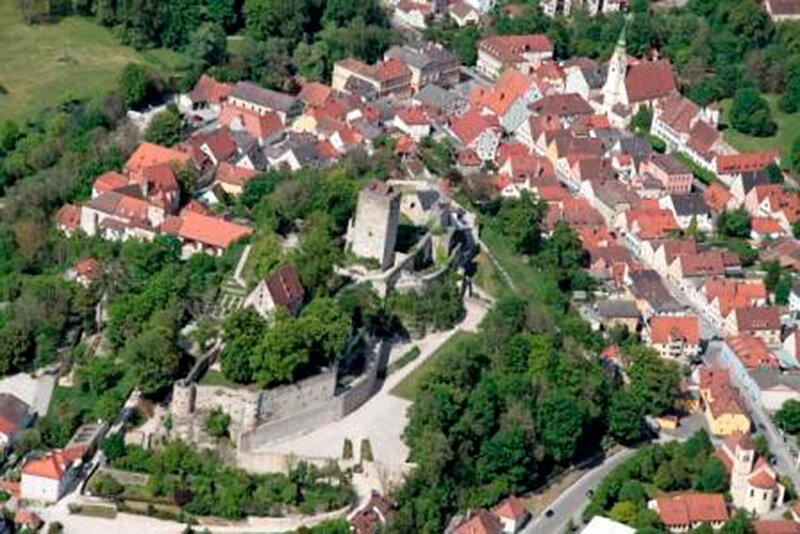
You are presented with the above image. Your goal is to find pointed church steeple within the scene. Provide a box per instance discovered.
[602,18,630,110]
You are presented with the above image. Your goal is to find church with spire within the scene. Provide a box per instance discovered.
[600,21,679,126]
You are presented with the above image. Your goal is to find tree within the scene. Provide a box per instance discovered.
[186,22,228,68]
[717,208,751,238]
[626,345,681,415]
[537,391,585,464]
[695,456,728,492]
[119,64,152,110]
[492,193,547,255]
[766,162,784,184]
[205,407,231,439]
[124,326,181,396]
[220,308,265,384]
[609,501,638,526]
[608,392,646,444]
[102,433,126,462]
[145,104,183,146]
[776,399,800,434]
[90,473,124,497]
[729,88,776,137]
[243,0,310,43]
[720,509,754,533]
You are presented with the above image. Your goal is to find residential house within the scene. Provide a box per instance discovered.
[384,40,461,90]
[596,299,640,333]
[764,0,800,22]
[350,492,396,534]
[699,277,767,331]
[645,315,700,362]
[625,269,685,319]
[621,207,679,257]
[297,82,333,109]
[476,35,554,79]
[762,237,800,271]
[180,74,233,114]
[0,394,32,449]
[647,493,728,533]
[698,367,751,436]
[658,193,713,233]
[63,257,103,288]
[215,162,258,196]
[753,520,800,534]
[666,250,726,288]
[650,94,721,172]
[332,57,412,99]
[491,496,530,533]
[563,58,605,101]
[726,308,781,344]
[704,183,734,215]
[720,335,781,410]
[470,68,540,132]
[161,211,252,259]
[20,451,76,503]
[447,110,501,161]
[393,1,431,29]
[749,368,800,411]
[751,216,787,242]
[715,151,779,187]
[244,265,305,318]
[394,106,431,142]
[791,282,800,314]
[581,517,635,534]
[414,84,469,118]
[640,154,693,194]
[744,184,800,233]
[227,81,301,123]
[219,105,284,145]
[640,238,697,277]
[452,509,503,534]
[730,169,770,204]
[715,432,785,515]
[449,2,480,26]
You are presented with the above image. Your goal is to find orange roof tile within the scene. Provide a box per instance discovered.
[716,151,779,174]
[725,335,779,369]
[93,171,129,194]
[649,315,700,345]
[492,496,527,519]
[654,493,728,527]
[22,452,70,480]
[216,162,258,188]
[704,183,733,214]
[297,82,332,108]
[125,142,191,175]
[165,211,253,250]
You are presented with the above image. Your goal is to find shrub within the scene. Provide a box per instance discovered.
[205,407,231,439]
[360,439,373,462]
[342,438,353,460]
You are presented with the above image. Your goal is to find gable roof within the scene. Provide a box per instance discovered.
[478,35,554,64]
[530,93,593,117]
[704,183,733,213]
[125,142,191,175]
[716,151,779,174]
[22,452,71,480]
[297,82,332,108]
[669,192,710,216]
[190,74,233,105]
[230,82,298,113]
[492,496,527,519]
[163,212,253,249]
[0,393,29,437]
[264,265,305,310]
[453,509,503,534]
[649,315,700,344]
[625,60,677,103]
[654,494,728,526]
[449,110,499,145]
[726,335,779,369]
[734,307,780,332]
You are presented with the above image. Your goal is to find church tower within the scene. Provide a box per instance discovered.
[730,435,755,508]
[602,21,629,110]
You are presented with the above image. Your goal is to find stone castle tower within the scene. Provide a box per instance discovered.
[347,181,401,271]
[602,22,629,110]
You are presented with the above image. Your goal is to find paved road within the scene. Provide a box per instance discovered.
[522,448,637,534]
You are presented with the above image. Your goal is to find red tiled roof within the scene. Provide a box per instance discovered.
[454,509,503,534]
[457,148,481,166]
[704,183,733,214]
[678,251,725,277]
[627,208,679,239]
[297,82,332,108]
[734,307,780,333]
[530,93,593,117]
[125,142,191,175]
[704,278,766,317]
[449,110,499,146]
[396,106,429,126]
[219,105,284,139]
[752,216,784,234]
[471,68,536,117]
[749,469,778,489]
[190,74,233,105]
[164,212,253,250]
[654,494,728,527]
[725,335,779,369]
[625,60,677,104]
[216,162,258,188]
[492,496,527,519]
[754,520,800,534]
[56,204,81,230]
[716,151,779,174]
[93,171,128,194]
[74,258,102,279]
[649,315,700,345]
[479,34,554,64]
[22,452,70,480]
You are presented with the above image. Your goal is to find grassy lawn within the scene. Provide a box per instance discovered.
[719,94,800,160]
[390,331,474,401]
[0,2,185,122]
[199,369,245,388]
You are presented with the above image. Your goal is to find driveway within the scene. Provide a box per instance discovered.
[521,448,637,534]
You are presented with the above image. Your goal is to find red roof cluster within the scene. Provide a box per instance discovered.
[653,493,728,527]
[649,315,700,345]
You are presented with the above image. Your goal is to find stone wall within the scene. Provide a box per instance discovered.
[257,369,337,421]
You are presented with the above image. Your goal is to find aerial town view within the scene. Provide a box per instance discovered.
[8,0,800,532]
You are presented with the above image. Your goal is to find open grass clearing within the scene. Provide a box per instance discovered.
[0,3,184,122]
